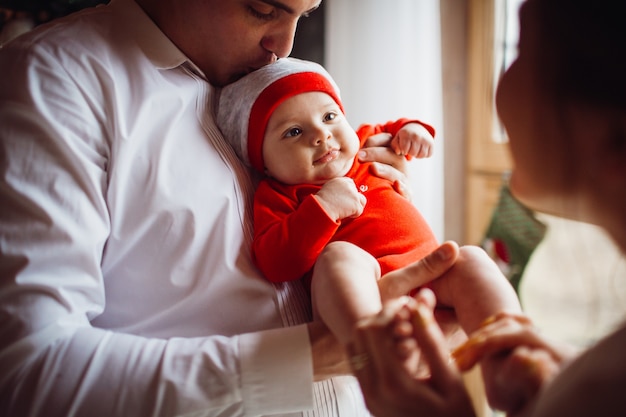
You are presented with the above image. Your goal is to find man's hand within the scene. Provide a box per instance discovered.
[308,321,351,381]
[358,132,411,198]
[309,243,466,384]
[347,292,475,417]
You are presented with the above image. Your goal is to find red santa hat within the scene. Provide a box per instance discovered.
[217,57,344,173]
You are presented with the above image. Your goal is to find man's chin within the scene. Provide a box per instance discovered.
[221,60,278,86]
[222,68,256,86]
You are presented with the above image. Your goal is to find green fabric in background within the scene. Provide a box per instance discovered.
[482,183,547,293]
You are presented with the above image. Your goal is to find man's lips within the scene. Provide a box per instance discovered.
[314,148,339,164]
[246,55,278,74]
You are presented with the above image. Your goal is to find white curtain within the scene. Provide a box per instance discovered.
[325,0,445,240]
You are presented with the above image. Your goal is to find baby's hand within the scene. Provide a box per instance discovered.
[391,123,434,159]
[314,177,367,222]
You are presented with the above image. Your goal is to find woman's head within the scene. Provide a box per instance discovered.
[496,0,626,243]
[534,0,626,110]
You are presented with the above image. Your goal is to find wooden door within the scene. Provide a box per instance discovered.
[465,0,513,244]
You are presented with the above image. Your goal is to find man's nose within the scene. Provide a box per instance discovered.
[260,19,298,59]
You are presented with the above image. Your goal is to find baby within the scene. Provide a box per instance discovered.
[217,57,521,351]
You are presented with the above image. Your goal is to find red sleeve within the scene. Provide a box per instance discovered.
[251,181,340,283]
[356,118,435,146]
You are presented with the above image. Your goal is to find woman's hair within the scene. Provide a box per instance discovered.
[534,0,626,110]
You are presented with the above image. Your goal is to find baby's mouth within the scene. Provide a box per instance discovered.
[314,148,339,164]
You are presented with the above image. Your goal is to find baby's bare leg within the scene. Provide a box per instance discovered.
[427,245,522,334]
[311,241,382,346]
[427,245,523,410]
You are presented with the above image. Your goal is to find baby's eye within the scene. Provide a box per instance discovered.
[284,127,302,138]
[324,111,338,122]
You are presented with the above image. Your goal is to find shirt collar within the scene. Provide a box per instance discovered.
[109,0,206,77]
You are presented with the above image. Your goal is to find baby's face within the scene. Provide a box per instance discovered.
[262,91,360,185]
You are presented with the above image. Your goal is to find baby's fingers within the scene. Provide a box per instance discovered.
[391,135,410,156]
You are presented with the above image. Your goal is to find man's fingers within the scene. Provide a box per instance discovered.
[362,132,393,147]
[358,142,410,199]
[367,159,411,199]
[378,241,460,300]
[411,241,460,283]
[349,298,409,397]
[359,147,409,175]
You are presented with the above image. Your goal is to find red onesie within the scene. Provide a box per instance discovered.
[251,119,439,285]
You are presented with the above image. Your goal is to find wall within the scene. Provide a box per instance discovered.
[325,0,446,240]
[440,0,468,243]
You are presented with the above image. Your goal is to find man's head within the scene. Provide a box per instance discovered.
[136,0,321,86]
[217,57,360,185]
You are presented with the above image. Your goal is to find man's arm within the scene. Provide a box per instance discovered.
[0,42,315,417]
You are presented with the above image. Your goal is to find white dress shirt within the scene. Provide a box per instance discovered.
[0,0,369,415]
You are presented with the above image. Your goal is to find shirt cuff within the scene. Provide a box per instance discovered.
[239,324,313,416]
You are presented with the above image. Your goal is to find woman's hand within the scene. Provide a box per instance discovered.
[359,132,411,198]
[451,312,578,415]
[348,290,476,417]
